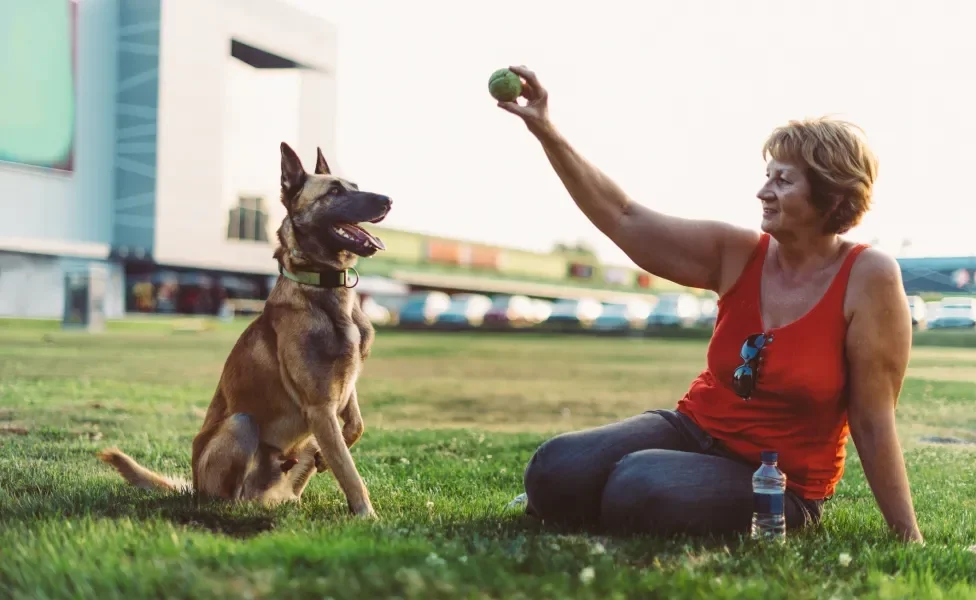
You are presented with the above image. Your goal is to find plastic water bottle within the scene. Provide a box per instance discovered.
[750,450,786,542]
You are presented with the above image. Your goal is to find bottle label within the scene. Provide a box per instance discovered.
[753,492,785,515]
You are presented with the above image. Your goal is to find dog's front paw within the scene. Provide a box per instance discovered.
[347,499,377,520]
[354,507,378,520]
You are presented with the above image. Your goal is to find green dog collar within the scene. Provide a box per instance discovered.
[279,263,359,289]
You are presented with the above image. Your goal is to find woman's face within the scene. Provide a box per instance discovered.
[756,158,829,239]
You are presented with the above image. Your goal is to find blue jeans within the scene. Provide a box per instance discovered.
[522,409,824,536]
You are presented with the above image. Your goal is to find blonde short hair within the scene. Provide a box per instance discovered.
[761,117,879,235]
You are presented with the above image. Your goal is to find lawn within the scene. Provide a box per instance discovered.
[1,320,974,599]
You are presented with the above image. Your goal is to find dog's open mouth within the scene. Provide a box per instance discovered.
[333,223,385,251]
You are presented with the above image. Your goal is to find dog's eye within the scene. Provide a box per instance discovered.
[327,185,343,196]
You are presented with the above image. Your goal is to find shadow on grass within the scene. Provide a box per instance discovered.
[150,495,281,539]
[0,484,294,539]
[1,477,805,554]
[364,508,813,561]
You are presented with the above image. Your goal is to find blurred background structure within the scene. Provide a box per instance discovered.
[0,0,336,322]
[1,0,975,334]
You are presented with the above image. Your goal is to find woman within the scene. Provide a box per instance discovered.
[497,65,923,543]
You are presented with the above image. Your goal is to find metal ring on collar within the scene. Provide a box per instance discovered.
[343,267,360,289]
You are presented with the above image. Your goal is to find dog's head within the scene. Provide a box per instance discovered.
[277,142,391,268]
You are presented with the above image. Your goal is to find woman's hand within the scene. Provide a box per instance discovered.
[496,65,551,136]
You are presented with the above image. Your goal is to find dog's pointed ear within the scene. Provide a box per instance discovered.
[314,147,331,175]
[280,142,306,207]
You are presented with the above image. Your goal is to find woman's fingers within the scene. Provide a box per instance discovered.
[509,65,541,89]
[508,65,546,102]
[497,100,528,117]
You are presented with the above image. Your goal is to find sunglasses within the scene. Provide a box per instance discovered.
[732,332,771,399]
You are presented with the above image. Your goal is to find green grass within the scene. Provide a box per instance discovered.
[1,322,975,599]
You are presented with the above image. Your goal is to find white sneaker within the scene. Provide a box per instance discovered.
[506,492,527,510]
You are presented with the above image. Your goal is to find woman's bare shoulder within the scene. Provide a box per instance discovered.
[849,246,902,283]
[845,246,906,319]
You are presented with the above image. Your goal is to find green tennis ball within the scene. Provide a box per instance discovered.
[488,68,522,102]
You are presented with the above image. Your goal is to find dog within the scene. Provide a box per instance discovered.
[98,142,391,517]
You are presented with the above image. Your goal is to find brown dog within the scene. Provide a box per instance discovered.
[98,142,391,517]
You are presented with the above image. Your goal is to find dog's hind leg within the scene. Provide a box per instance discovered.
[340,388,365,449]
[285,439,322,498]
[193,413,260,500]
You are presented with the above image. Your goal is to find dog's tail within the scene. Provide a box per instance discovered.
[97,447,191,493]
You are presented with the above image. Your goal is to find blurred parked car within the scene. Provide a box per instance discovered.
[593,299,654,331]
[483,294,537,328]
[360,296,392,326]
[928,297,976,329]
[397,291,452,326]
[906,295,927,330]
[529,298,553,324]
[697,296,718,328]
[544,297,603,328]
[435,293,494,328]
[646,292,702,328]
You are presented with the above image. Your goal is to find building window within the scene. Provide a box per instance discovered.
[227,196,269,242]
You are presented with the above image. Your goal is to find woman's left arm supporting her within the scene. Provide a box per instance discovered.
[845,249,923,543]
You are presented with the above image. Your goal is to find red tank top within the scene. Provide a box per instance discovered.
[676,233,867,500]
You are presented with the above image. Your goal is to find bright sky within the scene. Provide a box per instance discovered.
[285,0,976,267]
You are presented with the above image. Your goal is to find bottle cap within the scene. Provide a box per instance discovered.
[761,450,778,463]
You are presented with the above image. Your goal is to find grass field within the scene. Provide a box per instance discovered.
[1,320,975,599]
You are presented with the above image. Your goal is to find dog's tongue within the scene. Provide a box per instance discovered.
[339,223,385,250]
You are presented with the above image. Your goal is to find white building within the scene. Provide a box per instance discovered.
[0,0,338,318]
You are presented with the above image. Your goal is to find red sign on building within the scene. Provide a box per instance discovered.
[426,240,462,266]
